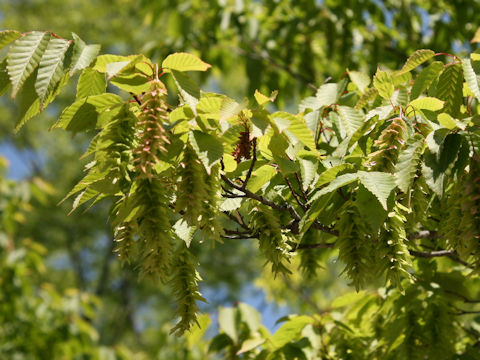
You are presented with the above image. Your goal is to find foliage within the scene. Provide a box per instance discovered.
[3,23,480,358]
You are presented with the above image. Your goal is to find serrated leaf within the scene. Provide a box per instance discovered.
[0,58,10,96]
[331,291,366,308]
[398,49,435,74]
[395,134,424,193]
[0,30,21,51]
[238,303,261,333]
[435,63,463,118]
[70,33,100,75]
[355,87,378,109]
[76,68,106,99]
[246,165,277,192]
[410,61,443,99]
[407,97,444,114]
[7,31,51,98]
[220,97,248,121]
[298,155,318,190]
[269,316,313,350]
[220,197,242,211]
[110,73,150,94]
[35,38,70,104]
[174,219,196,248]
[357,171,396,210]
[236,338,265,355]
[162,52,211,72]
[53,93,123,132]
[311,172,358,202]
[337,106,364,137]
[171,70,200,112]
[462,57,480,102]
[188,130,223,173]
[287,114,316,150]
[14,71,69,132]
[93,54,130,73]
[373,69,394,99]
[348,70,370,93]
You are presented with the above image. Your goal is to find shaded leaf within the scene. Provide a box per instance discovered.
[76,68,106,99]
[410,61,443,99]
[0,30,21,51]
[435,63,463,118]
[70,33,100,75]
[337,106,364,137]
[462,57,480,102]
[357,171,396,210]
[188,130,223,173]
[373,69,394,99]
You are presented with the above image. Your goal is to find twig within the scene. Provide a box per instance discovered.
[284,176,307,212]
[241,139,257,190]
[294,172,309,204]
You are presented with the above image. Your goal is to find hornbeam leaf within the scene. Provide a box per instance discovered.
[53,93,123,132]
[348,70,370,93]
[435,63,463,118]
[162,52,211,72]
[462,57,480,102]
[357,171,396,210]
[398,49,435,74]
[0,30,21,51]
[0,58,10,96]
[220,97,248,122]
[410,61,443,99]
[246,165,277,192]
[7,31,51,98]
[407,97,444,114]
[287,114,316,150]
[171,70,200,112]
[188,130,224,173]
[268,316,313,350]
[70,33,101,75]
[373,69,394,99]
[76,68,106,100]
[395,134,425,193]
[337,106,364,137]
[35,38,70,105]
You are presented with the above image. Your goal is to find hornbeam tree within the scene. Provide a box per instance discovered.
[2,29,480,358]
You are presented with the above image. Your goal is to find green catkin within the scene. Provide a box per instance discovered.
[198,163,224,244]
[251,205,292,277]
[175,145,209,226]
[377,205,412,289]
[443,155,480,264]
[336,210,373,291]
[132,79,170,179]
[169,245,206,336]
[113,222,136,265]
[135,178,173,283]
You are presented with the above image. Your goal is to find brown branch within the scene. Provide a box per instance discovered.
[408,249,456,258]
[241,139,257,190]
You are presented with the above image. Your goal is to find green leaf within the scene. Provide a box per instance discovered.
[186,314,211,350]
[236,338,265,355]
[246,165,277,192]
[238,303,261,333]
[337,106,364,137]
[0,58,10,96]
[171,70,200,111]
[316,163,354,187]
[407,97,444,114]
[269,316,313,350]
[218,307,238,343]
[188,130,224,173]
[395,134,424,193]
[0,30,21,51]
[254,89,277,105]
[348,70,370,93]
[422,133,462,197]
[110,73,150,94]
[162,52,211,72]
[357,171,396,210]
[287,114,316,150]
[92,54,130,73]
[69,33,100,75]
[299,83,338,111]
[356,184,389,233]
[174,219,196,248]
[331,291,367,308]
[462,57,480,102]
[35,38,70,104]
[76,68,106,99]
[410,61,443,99]
[7,31,51,98]
[398,49,435,74]
[220,97,248,122]
[311,172,358,202]
[435,63,463,118]
[373,69,394,99]
[53,93,123,132]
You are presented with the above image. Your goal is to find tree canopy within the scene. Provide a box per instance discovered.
[2,2,480,359]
